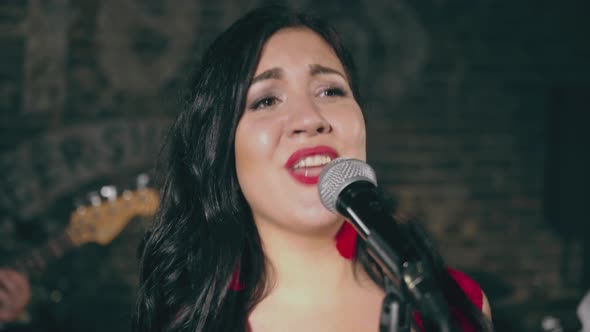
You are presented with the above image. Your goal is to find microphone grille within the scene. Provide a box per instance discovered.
[318,158,377,213]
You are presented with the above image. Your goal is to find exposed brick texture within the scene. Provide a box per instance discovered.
[1,1,588,331]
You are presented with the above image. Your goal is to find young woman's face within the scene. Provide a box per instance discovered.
[235,28,366,235]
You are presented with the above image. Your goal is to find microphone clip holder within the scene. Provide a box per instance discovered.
[380,277,412,332]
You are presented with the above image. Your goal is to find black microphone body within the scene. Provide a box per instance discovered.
[318,158,455,331]
[336,180,452,331]
[337,180,419,265]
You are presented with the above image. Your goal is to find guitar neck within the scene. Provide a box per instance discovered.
[11,230,76,275]
[7,187,159,275]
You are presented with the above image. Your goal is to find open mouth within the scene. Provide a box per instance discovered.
[285,146,338,185]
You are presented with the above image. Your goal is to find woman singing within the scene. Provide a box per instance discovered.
[134,5,492,332]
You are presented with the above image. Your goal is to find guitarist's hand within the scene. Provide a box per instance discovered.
[0,268,30,323]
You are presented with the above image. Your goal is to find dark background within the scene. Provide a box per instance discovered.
[1,0,588,331]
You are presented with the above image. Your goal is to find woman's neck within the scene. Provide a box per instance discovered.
[255,221,375,308]
[248,221,385,332]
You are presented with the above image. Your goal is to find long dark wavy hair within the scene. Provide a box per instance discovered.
[134,5,492,332]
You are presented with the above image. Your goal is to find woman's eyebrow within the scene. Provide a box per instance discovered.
[250,64,346,86]
[309,64,346,80]
[251,68,283,85]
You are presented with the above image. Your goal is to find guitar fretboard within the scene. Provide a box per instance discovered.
[12,231,75,275]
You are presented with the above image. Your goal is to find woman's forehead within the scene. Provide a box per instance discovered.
[253,27,345,75]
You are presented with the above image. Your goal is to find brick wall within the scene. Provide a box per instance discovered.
[1,1,588,331]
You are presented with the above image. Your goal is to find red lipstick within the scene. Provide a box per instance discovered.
[285,146,339,185]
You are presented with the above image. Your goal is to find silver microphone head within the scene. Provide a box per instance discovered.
[318,158,377,213]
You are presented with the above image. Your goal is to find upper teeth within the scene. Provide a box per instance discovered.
[293,155,333,169]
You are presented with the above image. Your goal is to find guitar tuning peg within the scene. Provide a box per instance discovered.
[121,188,133,200]
[73,197,89,215]
[87,191,102,207]
[73,197,86,210]
[100,185,117,202]
[136,173,150,189]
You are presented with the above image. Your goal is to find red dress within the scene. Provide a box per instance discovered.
[236,222,485,331]
[335,221,485,331]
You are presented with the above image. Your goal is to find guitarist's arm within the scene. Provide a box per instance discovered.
[0,268,30,323]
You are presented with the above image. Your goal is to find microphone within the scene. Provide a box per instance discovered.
[318,158,452,331]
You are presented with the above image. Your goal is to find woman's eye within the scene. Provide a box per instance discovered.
[250,96,279,110]
[320,87,347,97]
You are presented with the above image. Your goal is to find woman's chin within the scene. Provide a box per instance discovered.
[291,209,344,234]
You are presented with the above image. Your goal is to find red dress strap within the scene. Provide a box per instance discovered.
[412,268,483,331]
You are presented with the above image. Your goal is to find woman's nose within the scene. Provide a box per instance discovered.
[287,97,332,137]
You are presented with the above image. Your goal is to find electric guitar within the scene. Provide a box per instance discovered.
[9,187,159,275]
[0,181,159,329]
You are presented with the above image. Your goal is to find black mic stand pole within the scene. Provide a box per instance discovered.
[380,276,412,332]
[352,216,455,332]
[341,208,422,332]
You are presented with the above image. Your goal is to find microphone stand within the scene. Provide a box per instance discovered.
[357,221,410,332]
[380,277,412,332]
[366,226,455,332]
[336,182,455,332]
